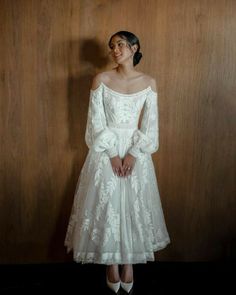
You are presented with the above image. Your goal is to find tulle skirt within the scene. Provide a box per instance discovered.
[64,127,170,264]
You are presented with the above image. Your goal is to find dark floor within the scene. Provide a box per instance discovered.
[0,261,234,294]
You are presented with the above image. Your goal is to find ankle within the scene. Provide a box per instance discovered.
[107,265,120,283]
[121,264,133,283]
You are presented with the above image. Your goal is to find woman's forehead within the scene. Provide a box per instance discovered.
[110,35,126,44]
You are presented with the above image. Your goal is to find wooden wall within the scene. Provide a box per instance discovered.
[0,0,235,263]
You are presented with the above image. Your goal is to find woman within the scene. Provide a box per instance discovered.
[64,31,170,294]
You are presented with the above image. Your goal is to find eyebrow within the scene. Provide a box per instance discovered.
[110,39,125,46]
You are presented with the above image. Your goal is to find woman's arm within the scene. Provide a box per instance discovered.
[85,74,119,158]
[127,78,159,158]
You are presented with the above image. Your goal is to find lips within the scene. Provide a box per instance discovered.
[114,55,121,58]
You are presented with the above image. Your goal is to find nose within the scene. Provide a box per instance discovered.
[113,49,121,58]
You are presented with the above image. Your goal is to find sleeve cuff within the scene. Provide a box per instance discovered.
[127,147,140,158]
[106,147,119,158]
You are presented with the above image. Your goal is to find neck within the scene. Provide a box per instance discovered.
[115,63,136,79]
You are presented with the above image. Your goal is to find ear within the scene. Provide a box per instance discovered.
[132,44,138,54]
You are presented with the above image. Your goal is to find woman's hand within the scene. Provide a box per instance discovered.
[110,155,124,177]
[122,153,136,177]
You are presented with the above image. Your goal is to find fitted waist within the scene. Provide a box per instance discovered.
[108,122,138,129]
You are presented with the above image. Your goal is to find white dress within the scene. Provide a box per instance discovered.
[64,81,170,264]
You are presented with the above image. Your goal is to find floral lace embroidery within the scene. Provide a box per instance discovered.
[64,83,170,263]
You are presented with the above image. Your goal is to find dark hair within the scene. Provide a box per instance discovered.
[108,31,143,67]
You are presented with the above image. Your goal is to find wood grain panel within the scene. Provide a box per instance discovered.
[0,0,235,263]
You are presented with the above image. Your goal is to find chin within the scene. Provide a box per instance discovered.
[114,59,124,65]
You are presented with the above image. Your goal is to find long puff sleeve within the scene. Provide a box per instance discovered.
[128,89,159,157]
[85,86,119,158]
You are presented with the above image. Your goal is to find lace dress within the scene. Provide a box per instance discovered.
[64,82,170,264]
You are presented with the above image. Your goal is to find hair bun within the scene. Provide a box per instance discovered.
[133,51,143,66]
[135,51,142,57]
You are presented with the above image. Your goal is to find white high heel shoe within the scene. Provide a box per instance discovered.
[106,276,120,293]
[120,280,133,293]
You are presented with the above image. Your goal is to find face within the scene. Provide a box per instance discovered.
[109,35,137,65]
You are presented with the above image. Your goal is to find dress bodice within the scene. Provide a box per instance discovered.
[85,82,159,159]
[101,82,151,129]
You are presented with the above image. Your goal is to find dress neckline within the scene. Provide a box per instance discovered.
[91,82,156,96]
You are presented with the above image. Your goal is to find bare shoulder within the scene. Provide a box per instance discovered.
[90,71,111,90]
[143,74,157,92]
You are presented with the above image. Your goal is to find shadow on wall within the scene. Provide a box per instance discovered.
[48,37,110,262]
